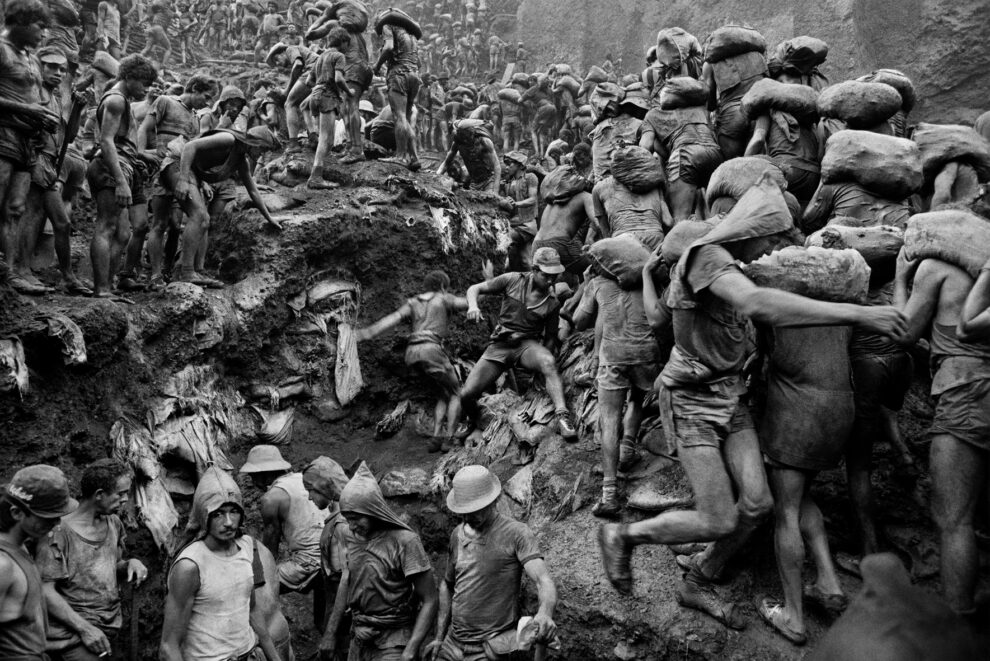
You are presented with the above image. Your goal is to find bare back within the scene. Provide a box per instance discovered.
[536,191,594,242]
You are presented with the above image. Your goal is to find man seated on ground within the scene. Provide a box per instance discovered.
[0,465,77,661]
[893,249,990,622]
[34,459,148,661]
[239,445,327,620]
[87,53,159,299]
[164,124,281,287]
[447,247,578,442]
[436,118,500,192]
[426,465,557,661]
[160,467,284,661]
[323,462,437,661]
[355,270,469,452]
[598,178,907,630]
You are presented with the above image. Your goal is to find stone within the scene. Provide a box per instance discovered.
[379,467,431,497]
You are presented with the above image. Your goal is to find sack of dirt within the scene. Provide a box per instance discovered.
[741,78,819,124]
[541,164,589,205]
[857,69,916,113]
[584,65,609,85]
[742,246,871,303]
[611,145,665,193]
[374,7,422,38]
[912,123,990,183]
[768,36,829,76]
[703,24,766,63]
[497,87,521,104]
[553,74,580,97]
[329,0,370,32]
[658,76,709,110]
[589,235,652,289]
[589,82,624,121]
[705,156,787,204]
[820,130,923,200]
[805,224,904,266]
[511,72,530,86]
[903,209,990,278]
[662,219,721,264]
[818,80,902,128]
[656,27,702,69]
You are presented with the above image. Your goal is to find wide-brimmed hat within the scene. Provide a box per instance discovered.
[446,465,501,514]
[4,465,78,518]
[239,445,292,474]
[359,99,375,113]
[533,246,565,275]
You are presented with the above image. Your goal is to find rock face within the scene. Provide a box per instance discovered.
[517,0,990,123]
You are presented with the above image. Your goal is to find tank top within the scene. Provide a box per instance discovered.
[174,537,257,661]
[644,106,719,152]
[270,473,325,556]
[96,88,138,157]
[0,539,48,660]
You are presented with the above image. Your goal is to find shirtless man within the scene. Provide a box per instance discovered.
[448,247,579,441]
[160,467,284,661]
[0,465,77,661]
[268,43,319,152]
[894,249,990,619]
[592,148,671,250]
[86,54,159,299]
[374,16,422,170]
[258,2,284,54]
[164,124,281,286]
[141,2,172,68]
[436,119,500,192]
[532,170,595,277]
[34,459,148,661]
[357,270,468,451]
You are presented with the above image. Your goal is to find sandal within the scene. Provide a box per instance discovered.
[677,576,747,630]
[63,277,93,296]
[10,275,54,295]
[757,598,807,645]
[803,585,848,616]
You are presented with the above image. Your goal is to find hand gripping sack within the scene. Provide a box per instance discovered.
[741,78,819,123]
[912,123,990,183]
[903,209,990,278]
[589,235,652,289]
[742,246,871,303]
[818,80,902,129]
[820,130,923,200]
[704,24,767,63]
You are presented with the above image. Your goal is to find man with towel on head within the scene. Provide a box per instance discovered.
[323,462,437,661]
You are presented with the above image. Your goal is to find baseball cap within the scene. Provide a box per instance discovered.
[533,247,565,274]
[503,150,527,165]
[4,465,78,518]
[37,46,68,65]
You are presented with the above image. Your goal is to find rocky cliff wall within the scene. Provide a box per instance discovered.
[517,0,990,124]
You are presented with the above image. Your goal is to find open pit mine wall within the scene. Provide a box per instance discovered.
[516,0,990,124]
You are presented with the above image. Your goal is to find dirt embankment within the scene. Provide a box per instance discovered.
[516,0,990,124]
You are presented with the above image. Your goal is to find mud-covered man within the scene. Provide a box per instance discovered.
[436,118,500,193]
[373,12,422,170]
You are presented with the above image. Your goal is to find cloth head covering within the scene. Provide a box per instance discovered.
[806,553,978,661]
[219,85,247,104]
[302,456,350,500]
[188,465,243,538]
[338,461,410,531]
[246,126,281,151]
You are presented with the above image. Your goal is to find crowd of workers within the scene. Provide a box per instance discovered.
[1,0,990,658]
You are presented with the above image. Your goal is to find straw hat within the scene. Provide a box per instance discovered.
[239,445,292,474]
[446,465,501,514]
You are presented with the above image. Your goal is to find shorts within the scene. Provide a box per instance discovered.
[60,152,87,195]
[714,98,749,140]
[0,125,38,169]
[502,116,522,134]
[86,154,148,205]
[480,338,544,367]
[532,236,590,275]
[277,550,322,591]
[436,636,501,661]
[347,626,412,661]
[405,341,460,397]
[658,378,754,451]
[386,70,421,99]
[598,362,660,392]
[929,378,990,451]
[343,61,374,93]
[666,144,722,186]
[310,88,342,116]
[31,152,59,190]
[851,351,913,424]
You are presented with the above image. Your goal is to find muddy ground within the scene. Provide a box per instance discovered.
[2,154,988,660]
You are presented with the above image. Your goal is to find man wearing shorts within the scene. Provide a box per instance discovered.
[87,54,159,299]
[598,179,906,629]
[533,176,594,277]
[305,27,351,189]
[575,265,661,518]
[894,251,990,619]
[373,18,422,170]
[449,247,578,441]
[356,270,469,451]
[700,47,767,159]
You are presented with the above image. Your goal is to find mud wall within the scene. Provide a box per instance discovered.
[517,0,990,124]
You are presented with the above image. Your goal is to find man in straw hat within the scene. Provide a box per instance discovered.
[424,465,556,661]
[240,446,326,603]
[597,175,908,628]
[323,462,437,661]
[450,246,579,443]
[160,466,286,661]
[0,464,78,660]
